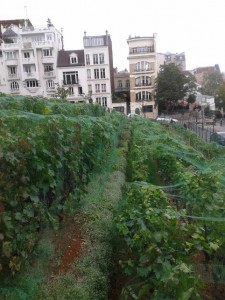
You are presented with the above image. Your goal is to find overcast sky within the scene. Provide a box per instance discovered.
[1,0,225,72]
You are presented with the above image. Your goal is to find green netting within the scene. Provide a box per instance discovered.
[195,264,225,284]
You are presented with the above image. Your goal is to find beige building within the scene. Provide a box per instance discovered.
[113,68,130,114]
[192,64,220,86]
[127,35,158,118]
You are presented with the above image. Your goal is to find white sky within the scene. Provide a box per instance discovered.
[1,0,225,72]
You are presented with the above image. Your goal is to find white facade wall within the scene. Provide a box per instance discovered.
[84,38,112,109]
[0,24,62,98]
[57,66,88,103]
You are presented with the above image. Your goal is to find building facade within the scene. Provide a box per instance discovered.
[157,52,186,72]
[112,68,130,114]
[83,31,114,109]
[0,19,63,97]
[57,49,88,103]
[0,21,115,111]
[127,35,158,118]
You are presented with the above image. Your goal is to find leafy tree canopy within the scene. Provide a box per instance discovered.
[201,70,223,97]
[156,63,196,112]
[215,81,225,110]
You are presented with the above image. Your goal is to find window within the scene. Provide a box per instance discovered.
[84,37,104,47]
[78,87,83,94]
[88,84,92,93]
[118,80,122,88]
[135,91,151,101]
[9,66,16,75]
[63,72,78,85]
[26,80,38,87]
[96,97,101,104]
[102,97,107,107]
[68,86,74,95]
[11,82,19,90]
[24,52,30,59]
[44,65,53,72]
[100,68,105,78]
[135,61,150,71]
[101,84,106,92]
[142,105,153,113]
[86,54,90,65]
[87,69,91,79]
[47,34,52,41]
[95,84,100,93]
[94,69,99,79]
[126,80,130,88]
[135,76,151,86]
[70,56,77,64]
[93,54,98,64]
[70,54,78,64]
[113,106,124,113]
[24,66,31,74]
[46,80,55,88]
[43,49,52,57]
[99,53,104,64]
[6,51,16,59]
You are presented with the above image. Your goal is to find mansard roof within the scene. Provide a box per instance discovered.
[0,19,33,39]
[2,28,17,37]
[57,50,85,67]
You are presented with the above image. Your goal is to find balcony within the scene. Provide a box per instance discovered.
[42,56,55,64]
[33,41,54,49]
[23,72,38,80]
[5,59,18,66]
[135,83,152,87]
[129,46,155,55]
[2,43,20,50]
[10,88,20,94]
[43,71,56,78]
[8,73,19,80]
[22,57,36,64]
[134,68,154,74]
[61,80,80,86]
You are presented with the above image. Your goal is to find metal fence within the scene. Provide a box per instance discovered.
[187,122,215,143]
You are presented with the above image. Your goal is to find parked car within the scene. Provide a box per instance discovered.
[156,115,178,123]
[127,113,141,118]
[210,132,225,146]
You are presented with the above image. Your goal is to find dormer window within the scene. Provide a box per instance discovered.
[70,53,78,64]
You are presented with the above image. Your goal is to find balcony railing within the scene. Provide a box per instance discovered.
[134,68,153,72]
[5,59,18,66]
[129,47,155,55]
[135,83,152,87]
[8,73,19,79]
[22,57,35,64]
[44,71,55,78]
[2,43,19,50]
[62,80,79,86]
[10,88,20,93]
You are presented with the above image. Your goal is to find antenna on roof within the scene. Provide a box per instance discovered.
[24,5,28,19]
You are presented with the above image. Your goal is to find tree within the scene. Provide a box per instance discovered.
[215,81,225,110]
[156,64,196,113]
[201,70,223,97]
[55,84,69,100]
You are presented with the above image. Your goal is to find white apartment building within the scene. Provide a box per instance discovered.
[0,19,63,97]
[127,35,158,118]
[57,49,88,103]
[0,21,114,111]
[83,31,114,109]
